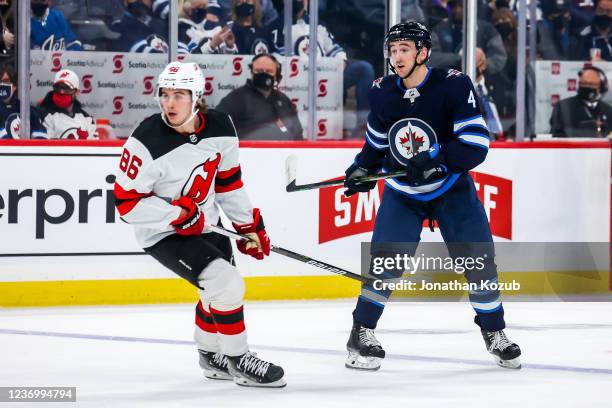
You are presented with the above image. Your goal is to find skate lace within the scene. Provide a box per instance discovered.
[212,353,228,368]
[238,352,270,377]
[359,327,381,347]
[489,331,513,352]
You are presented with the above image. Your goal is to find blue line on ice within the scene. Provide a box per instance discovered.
[2,328,610,376]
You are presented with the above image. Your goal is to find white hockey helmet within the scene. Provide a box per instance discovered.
[155,61,205,128]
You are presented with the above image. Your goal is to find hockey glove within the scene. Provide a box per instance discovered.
[344,163,378,197]
[171,196,205,236]
[232,208,271,260]
[400,144,446,185]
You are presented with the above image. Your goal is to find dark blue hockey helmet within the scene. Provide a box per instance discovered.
[384,21,432,61]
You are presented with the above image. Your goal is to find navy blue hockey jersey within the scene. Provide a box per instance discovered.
[356,67,490,202]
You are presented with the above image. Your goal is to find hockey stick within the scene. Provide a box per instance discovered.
[204,223,374,284]
[285,155,443,193]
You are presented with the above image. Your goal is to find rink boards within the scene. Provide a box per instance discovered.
[0,140,610,306]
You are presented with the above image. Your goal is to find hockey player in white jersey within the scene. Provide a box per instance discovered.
[114,61,286,388]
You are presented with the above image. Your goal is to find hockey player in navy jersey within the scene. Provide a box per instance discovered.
[114,61,285,387]
[343,22,521,371]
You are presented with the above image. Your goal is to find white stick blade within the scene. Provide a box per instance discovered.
[285,155,297,185]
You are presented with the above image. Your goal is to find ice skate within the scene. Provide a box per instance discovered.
[345,324,385,370]
[227,351,286,388]
[480,329,522,369]
[198,350,233,380]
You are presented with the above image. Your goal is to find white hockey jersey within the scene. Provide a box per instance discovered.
[114,110,254,248]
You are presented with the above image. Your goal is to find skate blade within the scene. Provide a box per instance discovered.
[203,369,233,380]
[345,352,382,371]
[494,356,522,369]
[233,376,287,388]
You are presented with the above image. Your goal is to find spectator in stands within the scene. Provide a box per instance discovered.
[38,69,98,140]
[579,0,612,61]
[0,0,14,60]
[110,0,169,52]
[537,0,584,60]
[430,0,507,75]
[266,0,374,137]
[216,53,303,139]
[30,0,83,50]
[488,7,518,131]
[550,66,612,137]
[0,64,47,139]
[230,0,275,54]
[179,0,237,54]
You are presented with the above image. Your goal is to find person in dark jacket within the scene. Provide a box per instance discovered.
[110,0,168,53]
[550,66,612,137]
[216,54,303,140]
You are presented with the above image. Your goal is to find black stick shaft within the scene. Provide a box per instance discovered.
[205,223,372,284]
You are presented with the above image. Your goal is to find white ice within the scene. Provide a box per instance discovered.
[1,300,611,408]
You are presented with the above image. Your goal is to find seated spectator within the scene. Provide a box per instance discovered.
[110,0,169,52]
[230,0,274,54]
[216,53,303,139]
[179,0,237,54]
[38,69,98,140]
[550,66,612,137]
[31,0,83,50]
[537,0,584,60]
[0,64,47,139]
[0,0,14,60]
[579,0,612,61]
[266,0,374,136]
[430,0,507,76]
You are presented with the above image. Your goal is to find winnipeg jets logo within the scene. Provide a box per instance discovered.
[372,77,383,89]
[446,69,462,78]
[388,118,437,166]
[403,88,420,103]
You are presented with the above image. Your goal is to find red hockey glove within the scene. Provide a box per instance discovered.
[232,208,271,260]
[171,196,205,236]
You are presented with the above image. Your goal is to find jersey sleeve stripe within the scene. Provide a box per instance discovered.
[458,134,490,150]
[217,165,241,180]
[114,183,154,216]
[365,132,389,150]
[215,179,244,193]
[367,122,387,139]
[453,115,487,133]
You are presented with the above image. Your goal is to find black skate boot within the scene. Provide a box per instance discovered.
[227,351,286,388]
[480,329,522,369]
[345,324,386,370]
[198,350,233,380]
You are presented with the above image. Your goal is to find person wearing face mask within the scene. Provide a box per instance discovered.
[30,0,82,51]
[178,0,237,54]
[229,0,276,54]
[430,0,507,75]
[110,0,169,53]
[550,66,612,137]
[537,0,584,60]
[579,0,612,61]
[216,54,303,139]
[37,69,98,140]
[0,64,47,139]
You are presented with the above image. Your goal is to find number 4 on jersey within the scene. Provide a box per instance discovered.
[468,90,476,108]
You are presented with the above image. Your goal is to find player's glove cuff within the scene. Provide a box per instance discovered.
[233,208,271,260]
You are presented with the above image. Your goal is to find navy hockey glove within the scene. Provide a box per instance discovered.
[171,196,205,236]
[400,144,446,185]
[344,163,377,197]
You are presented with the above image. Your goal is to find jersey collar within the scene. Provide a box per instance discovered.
[396,67,431,92]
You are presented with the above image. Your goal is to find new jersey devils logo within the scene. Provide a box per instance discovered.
[182,153,222,204]
[388,118,437,166]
